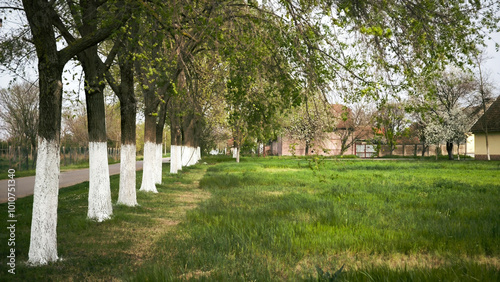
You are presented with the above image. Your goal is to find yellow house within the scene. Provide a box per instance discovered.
[470,96,500,160]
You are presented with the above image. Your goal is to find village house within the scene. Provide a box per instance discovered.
[271,104,373,156]
[470,96,500,160]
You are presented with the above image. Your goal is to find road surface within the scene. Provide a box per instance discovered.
[0,159,169,204]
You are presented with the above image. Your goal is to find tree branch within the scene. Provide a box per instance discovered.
[58,2,131,64]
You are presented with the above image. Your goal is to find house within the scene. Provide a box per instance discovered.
[470,96,500,160]
[272,104,373,156]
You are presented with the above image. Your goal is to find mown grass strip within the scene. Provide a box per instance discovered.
[0,163,209,281]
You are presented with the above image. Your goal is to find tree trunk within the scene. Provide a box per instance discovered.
[169,108,183,174]
[140,88,159,193]
[485,127,490,161]
[24,0,63,265]
[421,143,427,157]
[181,113,198,166]
[446,142,454,160]
[24,0,130,264]
[116,55,137,206]
[236,144,240,163]
[80,46,112,222]
[77,0,114,221]
[155,101,168,183]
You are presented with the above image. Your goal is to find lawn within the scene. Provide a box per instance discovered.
[1,156,499,281]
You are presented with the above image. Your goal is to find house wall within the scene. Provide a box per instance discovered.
[274,133,356,156]
[474,132,500,160]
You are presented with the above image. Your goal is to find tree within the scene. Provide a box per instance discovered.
[333,103,374,155]
[284,97,332,156]
[420,69,477,159]
[0,82,38,169]
[374,102,409,156]
[104,19,141,206]
[52,0,137,222]
[424,108,471,159]
[18,0,131,264]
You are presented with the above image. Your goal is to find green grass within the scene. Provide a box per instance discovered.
[0,156,499,281]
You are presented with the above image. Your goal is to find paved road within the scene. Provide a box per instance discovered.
[0,159,169,204]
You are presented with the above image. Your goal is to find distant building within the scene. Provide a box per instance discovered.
[470,96,500,160]
[272,104,373,156]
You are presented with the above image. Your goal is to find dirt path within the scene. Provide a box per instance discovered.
[0,159,169,204]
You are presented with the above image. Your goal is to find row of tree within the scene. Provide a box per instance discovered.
[1,0,499,266]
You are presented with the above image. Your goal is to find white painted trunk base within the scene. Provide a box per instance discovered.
[232,147,238,158]
[181,146,188,166]
[140,141,158,193]
[28,138,60,265]
[117,144,137,206]
[170,145,181,174]
[175,145,183,171]
[154,143,162,184]
[88,142,113,222]
[181,146,199,167]
[169,145,177,174]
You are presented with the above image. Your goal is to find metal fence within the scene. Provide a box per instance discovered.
[0,145,121,171]
[355,143,473,158]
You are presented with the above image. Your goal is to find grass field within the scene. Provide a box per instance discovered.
[1,156,499,281]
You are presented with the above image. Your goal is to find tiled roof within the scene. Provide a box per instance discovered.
[331,104,352,130]
[470,96,500,133]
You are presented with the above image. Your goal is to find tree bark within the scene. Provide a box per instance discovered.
[116,54,138,206]
[169,104,183,174]
[23,0,64,265]
[181,112,199,166]
[155,101,168,183]
[78,42,112,220]
[77,0,114,221]
[446,141,454,160]
[140,87,159,193]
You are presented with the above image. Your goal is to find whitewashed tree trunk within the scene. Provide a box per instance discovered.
[170,145,182,174]
[197,147,201,162]
[175,145,183,171]
[182,146,198,166]
[154,143,162,184]
[170,145,178,174]
[187,147,196,166]
[232,147,238,158]
[140,141,158,193]
[88,142,113,222]
[117,144,137,206]
[28,138,60,265]
[183,146,190,166]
